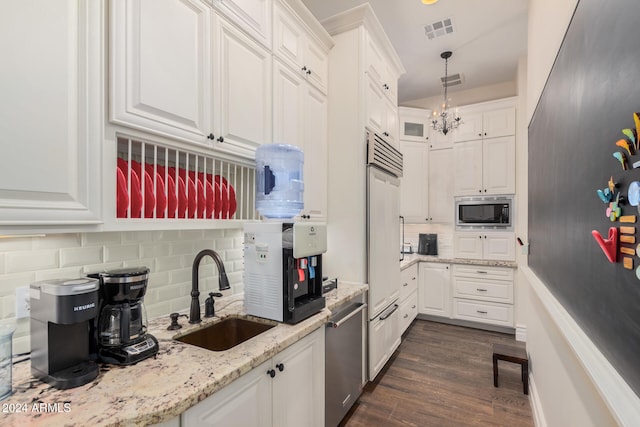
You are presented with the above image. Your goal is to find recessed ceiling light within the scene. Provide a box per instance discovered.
[422,0,439,4]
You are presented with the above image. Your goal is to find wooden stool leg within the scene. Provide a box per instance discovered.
[493,353,499,387]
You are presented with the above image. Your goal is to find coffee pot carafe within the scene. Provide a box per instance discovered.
[89,267,158,365]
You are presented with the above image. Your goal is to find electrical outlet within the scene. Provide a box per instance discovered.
[15,287,30,319]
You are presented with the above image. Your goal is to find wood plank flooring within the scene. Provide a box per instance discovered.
[341,320,533,427]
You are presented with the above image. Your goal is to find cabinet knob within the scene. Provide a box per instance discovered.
[478,189,482,193]
[276,363,284,372]
[484,132,487,136]
[306,69,312,75]
[267,369,276,378]
[484,189,487,192]
[479,235,482,239]
[207,133,215,140]
[403,282,408,287]
[301,66,307,71]
[403,314,408,319]
[446,266,449,269]
[217,136,224,143]
[411,305,416,309]
[478,133,482,137]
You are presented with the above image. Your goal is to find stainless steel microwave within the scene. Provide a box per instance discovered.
[455,195,514,230]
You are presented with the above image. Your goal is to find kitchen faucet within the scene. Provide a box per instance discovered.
[190,249,231,324]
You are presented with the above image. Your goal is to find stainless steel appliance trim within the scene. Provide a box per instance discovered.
[379,303,399,320]
[327,303,367,328]
[454,194,514,230]
[366,130,403,178]
[100,274,149,284]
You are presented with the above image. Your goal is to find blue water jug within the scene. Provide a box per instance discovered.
[255,144,304,219]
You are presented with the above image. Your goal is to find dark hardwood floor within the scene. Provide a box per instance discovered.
[341,320,534,427]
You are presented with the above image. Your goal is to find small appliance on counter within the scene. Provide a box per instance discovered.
[243,222,326,324]
[418,233,438,255]
[88,267,158,365]
[30,277,100,389]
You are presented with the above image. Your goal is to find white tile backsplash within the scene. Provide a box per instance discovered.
[0,228,244,353]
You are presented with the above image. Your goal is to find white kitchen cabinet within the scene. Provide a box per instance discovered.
[0,1,102,230]
[399,264,419,334]
[273,0,329,94]
[110,0,213,148]
[366,79,399,147]
[399,107,430,143]
[400,142,453,224]
[452,265,515,327]
[453,232,516,261]
[453,107,515,143]
[453,136,515,196]
[211,0,272,49]
[366,32,398,104]
[368,302,401,380]
[182,328,324,427]
[214,14,273,159]
[418,263,451,317]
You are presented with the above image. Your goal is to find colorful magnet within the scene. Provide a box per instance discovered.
[613,152,628,170]
[628,182,640,207]
[633,160,640,169]
[621,246,636,256]
[597,188,612,203]
[634,112,640,150]
[623,128,636,145]
[636,266,640,280]
[621,226,636,234]
[624,257,634,270]
[607,193,621,221]
[636,243,640,257]
[609,176,616,193]
[592,227,618,263]
[620,235,636,244]
[616,139,634,156]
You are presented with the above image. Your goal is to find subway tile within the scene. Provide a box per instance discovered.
[171,241,195,256]
[155,255,184,272]
[0,273,37,297]
[224,249,243,262]
[83,262,124,274]
[204,229,225,240]
[232,260,244,272]
[82,232,122,246]
[140,242,171,259]
[168,296,191,315]
[35,267,84,282]
[33,234,81,250]
[179,230,204,240]
[0,254,4,274]
[153,230,182,241]
[225,228,243,238]
[168,268,191,285]
[193,241,215,254]
[214,237,234,251]
[233,236,244,248]
[13,334,30,355]
[156,283,187,302]
[0,236,33,253]
[0,295,15,318]
[148,271,169,288]
[5,249,58,274]
[123,258,155,271]
[146,301,172,320]
[104,244,139,263]
[60,246,103,268]
[122,231,156,243]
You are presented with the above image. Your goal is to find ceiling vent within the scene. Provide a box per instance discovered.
[441,73,464,88]
[424,17,454,40]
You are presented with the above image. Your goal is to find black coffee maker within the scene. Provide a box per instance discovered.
[89,267,158,365]
[418,233,438,255]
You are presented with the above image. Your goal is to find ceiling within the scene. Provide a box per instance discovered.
[300,0,528,104]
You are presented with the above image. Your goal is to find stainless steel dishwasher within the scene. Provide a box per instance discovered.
[325,298,367,427]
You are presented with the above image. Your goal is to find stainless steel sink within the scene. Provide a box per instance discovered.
[175,317,276,351]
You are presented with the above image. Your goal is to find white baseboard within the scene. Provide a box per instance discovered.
[515,323,527,342]
[528,373,548,427]
[523,266,640,426]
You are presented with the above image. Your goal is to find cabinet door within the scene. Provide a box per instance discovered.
[215,15,272,159]
[429,127,455,150]
[453,233,484,259]
[214,0,272,49]
[483,107,515,139]
[273,60,304,147]
[400,113,430,143]
[400,141,428,223]
[365,77,385,135]
[0,1,102,228]
[427,148,453,223]
[182,358,272,427]
[302,85,328,220]
[452,111,483,142]
[483,232,516,261]
[383,99,399,148]
[272,1,304,72]
[400,264,419,302]
[304,38,329,94]
[418,263,451,317]
[453,140,483,196]
[368,302,400,380]
[483,136,515,195]
[400,290,418,334]
[273,328,325,427]
[110,0,212,146]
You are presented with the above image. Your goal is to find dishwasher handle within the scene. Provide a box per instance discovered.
[327,303,367,329]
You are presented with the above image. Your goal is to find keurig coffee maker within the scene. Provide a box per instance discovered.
[30,278,100,389]
[89,267,158,365]
[244,222,326,324]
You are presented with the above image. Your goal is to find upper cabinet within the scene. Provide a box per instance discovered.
[209,0,273,49]
[0,1,102,232]
[453,106,516,143]
[399,107,430,143]
[111,1,271,160]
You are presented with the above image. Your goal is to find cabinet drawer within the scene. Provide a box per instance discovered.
[452,298,513,327]
[399,290,418,334]
[452,277,513,303]
[400,264,418,301]
[452,264,514,281]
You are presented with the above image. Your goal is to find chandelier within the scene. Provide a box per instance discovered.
[431,51,462,135]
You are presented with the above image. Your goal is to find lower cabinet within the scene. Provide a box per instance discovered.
[399,264,419,334]
[182,327,324,427]
[368,303,401,380]
[453,232,516,261]
[418,263,451,317]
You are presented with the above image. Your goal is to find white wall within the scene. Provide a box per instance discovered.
[0,229,244,354]
[524,0,630,425]
[401,80,517,110]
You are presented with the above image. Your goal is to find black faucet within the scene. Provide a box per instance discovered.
[190,249,231,324]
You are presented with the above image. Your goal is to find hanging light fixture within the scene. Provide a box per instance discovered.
[421,0,439,4]
[431,51,462,135]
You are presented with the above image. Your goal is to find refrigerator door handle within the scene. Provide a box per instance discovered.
[399,215,405,262]
[379,303,399,321]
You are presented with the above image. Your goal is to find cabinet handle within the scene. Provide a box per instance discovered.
[411,305,416,309]
[476,288,487,292]
[217,136,224,143]
[403,314,408,319]
[412,277,416,280]
[207,133,215,140]
[477,310,488,314]
[306,69,312,75]
[301,66,307,72]
[379,304,399,320]
[276,363,284,372]
[477,270,488,274]
[267,369,276,378]
[403,282,408,287]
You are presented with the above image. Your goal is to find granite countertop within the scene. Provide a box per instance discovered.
[3,282,367,427]
[400,254,518,270]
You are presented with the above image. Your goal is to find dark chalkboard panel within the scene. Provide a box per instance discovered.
[529,0,640,396]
